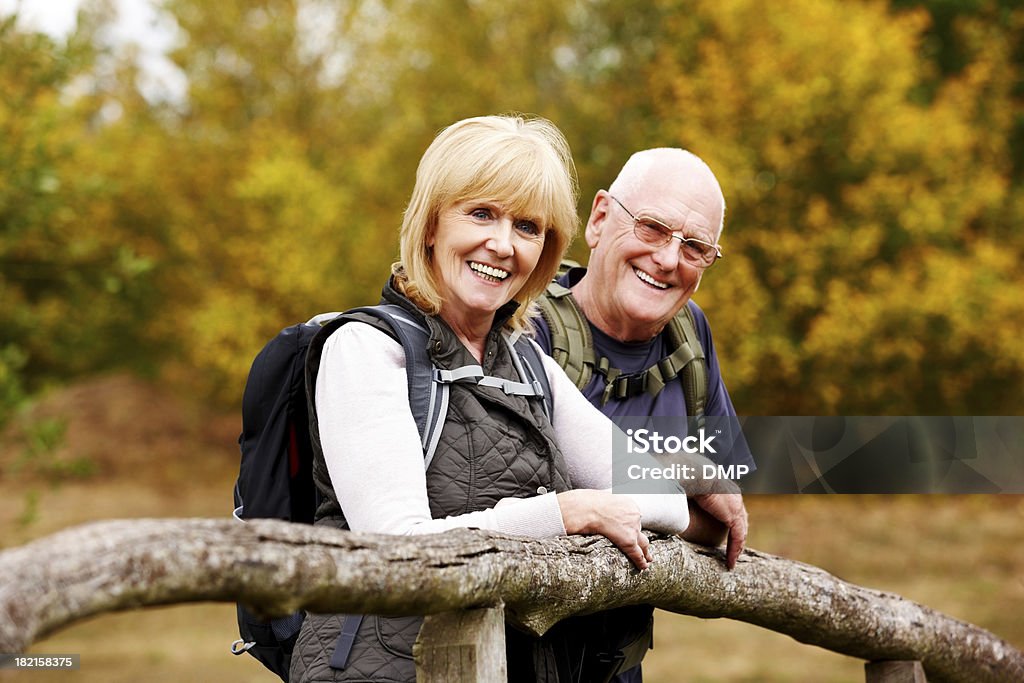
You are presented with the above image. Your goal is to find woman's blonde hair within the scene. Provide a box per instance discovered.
[393,114,578,331]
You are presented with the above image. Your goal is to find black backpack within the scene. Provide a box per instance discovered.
[230,304,552,681]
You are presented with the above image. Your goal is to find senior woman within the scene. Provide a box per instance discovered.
[290,115,689,683]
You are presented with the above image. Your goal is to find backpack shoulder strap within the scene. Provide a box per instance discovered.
[506,334,554,423]
[299,305,438,672]
[371,305,448,467]
[305,305,447,467]
[535,281,595,390]
[662,305,708,428]
[340,305,448,468]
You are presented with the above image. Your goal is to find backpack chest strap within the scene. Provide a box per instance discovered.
[595,327,704,405]
[433,365,546,398]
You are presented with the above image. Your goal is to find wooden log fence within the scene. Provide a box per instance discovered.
[1,518,1021,682]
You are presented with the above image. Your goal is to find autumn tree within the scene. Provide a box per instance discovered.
[4,0,1020,415]
[641,0,1024,414]
[0,4,167,420]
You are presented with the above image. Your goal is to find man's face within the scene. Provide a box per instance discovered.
[582,175,722,342]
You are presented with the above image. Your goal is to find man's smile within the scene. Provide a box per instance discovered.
[633,266,671,290]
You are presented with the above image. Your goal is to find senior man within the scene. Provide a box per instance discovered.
[534,148,752,683]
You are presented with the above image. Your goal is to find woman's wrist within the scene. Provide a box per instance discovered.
[555,490,593,534]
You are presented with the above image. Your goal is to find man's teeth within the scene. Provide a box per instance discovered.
[470,262,510,281]
[634,267,669,289]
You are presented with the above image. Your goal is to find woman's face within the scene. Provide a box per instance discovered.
[429,199,545,328]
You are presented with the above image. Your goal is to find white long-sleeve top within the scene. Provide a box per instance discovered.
[315,321,689,538]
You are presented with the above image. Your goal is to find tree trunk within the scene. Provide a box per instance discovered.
[0,518,1020,683]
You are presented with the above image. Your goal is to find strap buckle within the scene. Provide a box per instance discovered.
[613,372,647,400]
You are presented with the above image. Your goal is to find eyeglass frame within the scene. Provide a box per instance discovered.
[606,193,723,267]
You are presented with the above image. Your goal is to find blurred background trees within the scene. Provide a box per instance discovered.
[1,0,1021,416]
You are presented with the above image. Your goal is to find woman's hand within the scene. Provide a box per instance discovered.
[556,489,651,570]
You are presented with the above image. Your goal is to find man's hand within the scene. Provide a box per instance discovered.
[684,493,748,570]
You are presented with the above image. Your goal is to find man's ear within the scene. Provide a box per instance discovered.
[584,190,611,249]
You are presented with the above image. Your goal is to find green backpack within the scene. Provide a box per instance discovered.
[534,262,710,678]
[535,262,708,426]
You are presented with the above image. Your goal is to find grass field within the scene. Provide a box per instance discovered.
[2,375,1021,682]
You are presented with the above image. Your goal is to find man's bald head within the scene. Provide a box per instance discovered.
[608,148,725,238]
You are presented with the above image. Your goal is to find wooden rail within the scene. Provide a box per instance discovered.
[1,518,1020,682]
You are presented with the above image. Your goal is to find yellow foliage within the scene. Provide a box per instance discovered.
[640,0,1022,413]
[3,0,1021,415]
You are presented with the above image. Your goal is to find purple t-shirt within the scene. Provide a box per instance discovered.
[533,269,754,470]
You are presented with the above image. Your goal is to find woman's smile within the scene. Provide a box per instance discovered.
[429,200,545,330]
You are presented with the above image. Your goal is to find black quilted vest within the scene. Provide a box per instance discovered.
[292,281,572,683]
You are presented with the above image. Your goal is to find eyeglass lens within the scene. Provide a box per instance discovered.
[633,220,717,266]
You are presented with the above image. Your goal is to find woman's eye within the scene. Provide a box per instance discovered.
[470,208,493,220]
[515,220,541,236]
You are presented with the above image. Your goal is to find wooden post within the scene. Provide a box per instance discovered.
[865,660,928,683]
[414,603,507,682]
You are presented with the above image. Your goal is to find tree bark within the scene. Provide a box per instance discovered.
[0,518,1020,683]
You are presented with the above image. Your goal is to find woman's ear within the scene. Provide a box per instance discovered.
[425,210,440,249]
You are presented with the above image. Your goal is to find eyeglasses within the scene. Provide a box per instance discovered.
[608,194,723,268]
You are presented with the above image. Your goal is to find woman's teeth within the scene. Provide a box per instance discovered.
[470,262,510,282]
